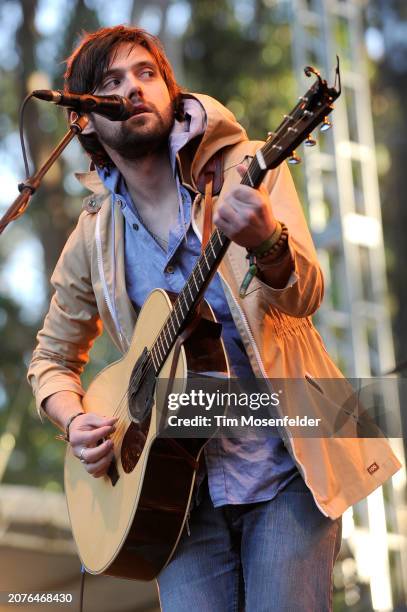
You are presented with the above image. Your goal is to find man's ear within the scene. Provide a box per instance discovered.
[69,111,95,135]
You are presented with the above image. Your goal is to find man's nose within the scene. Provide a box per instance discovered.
[125,74,143,102]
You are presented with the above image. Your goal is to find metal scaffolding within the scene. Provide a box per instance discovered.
[287,0,407,609]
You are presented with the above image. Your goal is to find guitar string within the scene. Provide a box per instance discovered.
[103,227,234,445]
[105,144,284,439]
[262,96,317,160]
[99,101,322,443]
[107,230,226,423]
[100,105,316,445]
[100,228,228,441]
[105,102,316,437]
[135,93,319,371]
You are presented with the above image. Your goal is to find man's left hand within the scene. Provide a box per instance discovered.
[213,164,278,249]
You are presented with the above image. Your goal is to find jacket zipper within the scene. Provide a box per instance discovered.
[95,209,125,347]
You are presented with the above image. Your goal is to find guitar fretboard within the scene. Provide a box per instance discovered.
[148,228,225,372]
[148,155,267,374]
[147,67,341,374]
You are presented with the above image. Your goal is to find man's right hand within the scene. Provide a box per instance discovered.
[69,413,118,478]
[43,391,118,478]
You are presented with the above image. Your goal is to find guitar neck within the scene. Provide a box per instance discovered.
[150,63,342,372]
[184,154,266,304]
[150,156,266,373]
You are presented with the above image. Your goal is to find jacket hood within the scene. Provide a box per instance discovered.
[75,92,248,193]
[184,93,248,183]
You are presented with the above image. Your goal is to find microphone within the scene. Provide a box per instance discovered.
[32,90,136,121]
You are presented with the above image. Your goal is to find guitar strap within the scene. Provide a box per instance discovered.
[196,150,224,251]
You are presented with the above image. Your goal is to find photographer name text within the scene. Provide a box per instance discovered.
[167,414,322,428]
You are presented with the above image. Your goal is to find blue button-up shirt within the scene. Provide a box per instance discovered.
[99,166,297,507]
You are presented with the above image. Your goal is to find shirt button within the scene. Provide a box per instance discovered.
[132,223,139,230]
[165,265,175,274]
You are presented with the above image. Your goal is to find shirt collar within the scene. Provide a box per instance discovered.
[96,164,122,196]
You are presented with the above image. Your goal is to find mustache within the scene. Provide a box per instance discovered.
[129,100,160,116]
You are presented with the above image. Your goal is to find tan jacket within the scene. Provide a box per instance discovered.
[28,93,401,519]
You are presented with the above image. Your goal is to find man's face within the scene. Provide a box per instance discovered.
[87,43,174,159]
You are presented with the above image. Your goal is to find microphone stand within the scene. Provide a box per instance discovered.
[0,114,88,235]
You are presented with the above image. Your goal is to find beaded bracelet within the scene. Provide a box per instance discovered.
[258,223,289,261]
[239,222,290,298]
[256,241,291,268]
[248,222,289,261]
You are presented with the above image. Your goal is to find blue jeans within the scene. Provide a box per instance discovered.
[157,475,342,612]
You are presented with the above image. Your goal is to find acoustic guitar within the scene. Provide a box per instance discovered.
[64,62,341,581]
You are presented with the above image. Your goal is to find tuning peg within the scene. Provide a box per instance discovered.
[320,117,332,132]
[304,133,317,147]
[288,151,301,165]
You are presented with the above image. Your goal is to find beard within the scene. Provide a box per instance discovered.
[94,102,174,160]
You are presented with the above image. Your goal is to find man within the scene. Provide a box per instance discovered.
[28,25,400,611]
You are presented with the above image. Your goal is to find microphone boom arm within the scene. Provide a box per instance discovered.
[0,114,89,235]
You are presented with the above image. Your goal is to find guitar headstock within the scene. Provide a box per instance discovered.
[259,57,341,170]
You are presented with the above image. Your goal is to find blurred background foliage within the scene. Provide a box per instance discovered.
[1,2,407,609]
[0,0,405,504]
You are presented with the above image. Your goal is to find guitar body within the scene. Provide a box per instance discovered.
[64,288,228,581]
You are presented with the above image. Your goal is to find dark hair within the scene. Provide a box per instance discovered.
[64,25,183,167]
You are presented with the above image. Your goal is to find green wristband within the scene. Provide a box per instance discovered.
[248,222,282,257]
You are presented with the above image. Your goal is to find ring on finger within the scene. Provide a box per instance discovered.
[79,447,87,464]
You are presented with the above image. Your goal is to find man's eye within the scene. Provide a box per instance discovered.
[140,70,154,78]
[103,78,121,88]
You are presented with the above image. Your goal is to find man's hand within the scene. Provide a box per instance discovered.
[69,413,118,478]
[213,164,278,249]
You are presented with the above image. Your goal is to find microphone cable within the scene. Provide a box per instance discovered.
[79,564,86,612]
[18,93,34,179]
